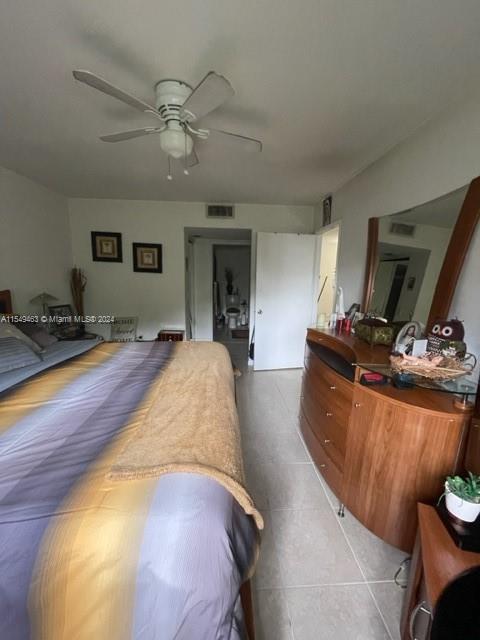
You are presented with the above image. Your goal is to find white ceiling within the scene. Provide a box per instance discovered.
[1,1,480,204]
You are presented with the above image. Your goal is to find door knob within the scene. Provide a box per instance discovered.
[257,309,263,315]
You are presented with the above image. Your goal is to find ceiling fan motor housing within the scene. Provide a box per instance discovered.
[154,80,194,159]
[154,80,192,121]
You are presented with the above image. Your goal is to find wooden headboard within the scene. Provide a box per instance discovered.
[0,290,12,314]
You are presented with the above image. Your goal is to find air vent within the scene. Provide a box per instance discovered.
[206,204,235,219]
[390,222,416,237]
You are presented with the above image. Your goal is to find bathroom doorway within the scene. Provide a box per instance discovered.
[213,243,251,349]
[184,227,252,364]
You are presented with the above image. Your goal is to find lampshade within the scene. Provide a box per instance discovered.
[30,292,58,305]
[159,125,193,159]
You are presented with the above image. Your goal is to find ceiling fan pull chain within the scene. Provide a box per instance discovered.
[167,156,173,181]
[183,133,189,176]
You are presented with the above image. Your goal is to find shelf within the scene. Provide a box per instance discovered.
[357,362,478,397]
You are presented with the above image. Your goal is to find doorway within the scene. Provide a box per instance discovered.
[370,243,430,321]
[316,224,340,325]
[213,243,251,347]
[184,227,252,364]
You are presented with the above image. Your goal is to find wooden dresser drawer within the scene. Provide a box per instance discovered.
[299,407,343,499]
[303,357,353,427]
[301,376,347,467]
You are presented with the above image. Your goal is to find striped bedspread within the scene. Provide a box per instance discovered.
[0,341,258,640]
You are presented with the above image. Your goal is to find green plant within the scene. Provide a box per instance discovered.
[225,268,235,294]
[225,267,234,284]
[445,472,480,504]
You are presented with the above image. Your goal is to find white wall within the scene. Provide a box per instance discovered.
[69,199,313,339]
[0,167,72,313]
[318,88,480,369]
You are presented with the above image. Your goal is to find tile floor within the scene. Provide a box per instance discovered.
[231,353,409,640]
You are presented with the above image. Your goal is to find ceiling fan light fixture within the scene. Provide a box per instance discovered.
[159,125,193,159]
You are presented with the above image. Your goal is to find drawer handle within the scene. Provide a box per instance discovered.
[329,385,336,390]
[409,600,431,639]
[354,402,361,408]
[326,412,333,417]
[319,463,327,469]
[324,439,331,444]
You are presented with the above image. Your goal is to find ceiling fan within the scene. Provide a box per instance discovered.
[72,69,262,178]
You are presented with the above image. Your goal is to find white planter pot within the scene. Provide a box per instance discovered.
[445,483,480,522]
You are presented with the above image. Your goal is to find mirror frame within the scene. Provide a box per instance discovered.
[361,175,480,330]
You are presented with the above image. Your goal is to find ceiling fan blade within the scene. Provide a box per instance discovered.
[73,70,160,118]
[99,127,164,143]
[208,128,262,152]
[180,72,234,121]
[188,149,199,167]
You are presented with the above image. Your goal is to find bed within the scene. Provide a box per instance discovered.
[0,334,261,640]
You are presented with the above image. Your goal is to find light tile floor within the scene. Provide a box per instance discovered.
[231,355,408,640]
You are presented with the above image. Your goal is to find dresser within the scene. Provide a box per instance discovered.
[300,328,472,552]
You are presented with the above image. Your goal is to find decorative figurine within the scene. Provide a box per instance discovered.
[427,318,466,358]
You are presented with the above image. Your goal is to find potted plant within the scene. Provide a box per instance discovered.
[225,268,235,295]
[443,472,480,522]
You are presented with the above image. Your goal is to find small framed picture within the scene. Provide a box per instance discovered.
[322,195,332,227]
[133,243,163,273]
[91,231,123,262]
[48,304,74,325]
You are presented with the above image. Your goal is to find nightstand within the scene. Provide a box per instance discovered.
[156,330,184,342]
[401,503,480,639]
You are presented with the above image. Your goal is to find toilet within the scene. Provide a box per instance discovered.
[225,295,240,329]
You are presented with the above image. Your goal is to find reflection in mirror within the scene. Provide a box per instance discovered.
[368,185,468,326]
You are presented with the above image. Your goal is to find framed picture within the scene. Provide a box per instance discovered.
[48,304,74,325]
[133,243,163,273]
[322,195,332,227]
[91,231,123,262]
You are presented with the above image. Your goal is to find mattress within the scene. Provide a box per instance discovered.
[0,340,258,640]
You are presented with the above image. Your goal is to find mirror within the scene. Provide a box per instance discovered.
[366,186,468,326]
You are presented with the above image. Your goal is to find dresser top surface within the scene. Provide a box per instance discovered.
[307,327,391,365]
[306,328,472,416]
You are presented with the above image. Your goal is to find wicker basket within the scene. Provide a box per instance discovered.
[390,355,469,381]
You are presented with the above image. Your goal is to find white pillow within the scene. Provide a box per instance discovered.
[0,322,44,353]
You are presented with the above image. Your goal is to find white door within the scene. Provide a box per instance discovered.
[254,232,319,370]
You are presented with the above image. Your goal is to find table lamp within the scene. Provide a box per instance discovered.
[30,292,58,317]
